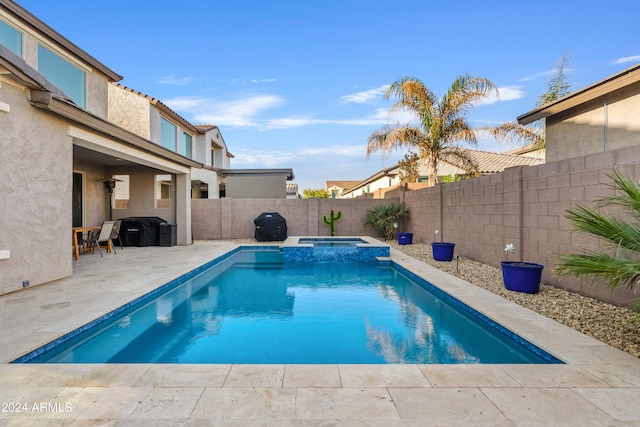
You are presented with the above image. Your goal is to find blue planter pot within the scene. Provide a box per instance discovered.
[432,242,455,261]
[501,261,544,294]
[397,232,413,245]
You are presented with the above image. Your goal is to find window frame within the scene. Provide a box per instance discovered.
[37,43,86,108]
[0,17,22,57]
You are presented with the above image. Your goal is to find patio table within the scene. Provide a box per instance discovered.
[72,226,111,260]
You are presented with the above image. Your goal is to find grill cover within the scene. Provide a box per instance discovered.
[254,212,287,241]
[119,216,167,246]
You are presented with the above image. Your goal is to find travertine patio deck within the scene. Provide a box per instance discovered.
[1,240,639,425]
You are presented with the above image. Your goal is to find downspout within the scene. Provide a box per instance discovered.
[603,96,608,152]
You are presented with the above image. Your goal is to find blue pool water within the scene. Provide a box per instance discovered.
[17,248,560,364]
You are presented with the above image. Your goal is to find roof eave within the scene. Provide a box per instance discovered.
[30,90,202,169]
[220,168,295,181]
[517,63,640,125]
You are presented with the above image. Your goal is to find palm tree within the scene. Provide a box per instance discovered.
[367,74,497,186]
[555,168,640,318]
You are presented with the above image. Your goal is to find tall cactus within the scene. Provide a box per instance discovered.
[323,210,342,236]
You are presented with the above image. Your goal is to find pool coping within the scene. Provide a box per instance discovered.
[1,239,640,423]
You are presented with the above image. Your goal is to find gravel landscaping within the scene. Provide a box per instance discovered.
[389,242,640,358]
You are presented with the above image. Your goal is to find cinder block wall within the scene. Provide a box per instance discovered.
[402,145,640,306]
[192,198,395,240]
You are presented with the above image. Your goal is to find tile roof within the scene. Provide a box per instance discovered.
[442,149,544,174]
[326,180,360,190]
[194,124,219,134]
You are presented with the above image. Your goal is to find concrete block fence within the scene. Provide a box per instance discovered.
[191,198,395,240]
[191,144,640,306]
[402,145,640,307]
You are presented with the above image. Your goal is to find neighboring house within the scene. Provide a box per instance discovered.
[517,63,640,163]
[286,183,300,199]
[108,84,295,200]
[0,1,200,295]
[219,169,295,198]
[108,84,234,199]
[504,143,545,161]
[340,165,403,199]
[326,180,360,198]
[341,149,544,198]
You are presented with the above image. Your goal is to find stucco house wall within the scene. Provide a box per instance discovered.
[0,77,73,295]
[107,84,151,139]
[519,64,640,164]
[546,81,640,162]
[108,165,177,223]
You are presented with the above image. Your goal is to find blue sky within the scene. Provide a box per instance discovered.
[16,0,640,191]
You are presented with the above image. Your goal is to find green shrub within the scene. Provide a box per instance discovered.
[363,202,410,240]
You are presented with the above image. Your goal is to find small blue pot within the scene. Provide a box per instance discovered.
[432,242,455,261]
[501,261,544,294]
[398,232,413,245]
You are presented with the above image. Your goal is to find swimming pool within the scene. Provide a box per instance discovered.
[15,247,561,364]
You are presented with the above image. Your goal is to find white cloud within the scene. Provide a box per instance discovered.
[300,145,367,157]
[340,85,390,104]
[612,55,640,65]
[156,75,195,86]
[233,145,367,169]
[162,97,207,110]
[232,149,296,167]
[251,78,278,83]
[163,93,286,128]
[519,69,555,82]
[164,92,391,130]
[478,85,526,105]
[263,116,320,129]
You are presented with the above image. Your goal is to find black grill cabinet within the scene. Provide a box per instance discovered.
[159,223,177,247]
[119,217,167,246]
[254,212,287,241]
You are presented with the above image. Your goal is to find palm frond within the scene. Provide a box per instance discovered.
[555,168,640,315]
[554,251,640,290]
[366,126,423,158]
[440,148,479,174]
[597,168,640,211]
[484,121,545,149]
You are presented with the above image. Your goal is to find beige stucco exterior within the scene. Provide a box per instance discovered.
[545,81,640,162]
[0,76,73,295]
[519,64,640,163]
[0,1,200,296]
[107,84,152,139]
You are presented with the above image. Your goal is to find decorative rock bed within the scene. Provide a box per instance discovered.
[389,242,640,358]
